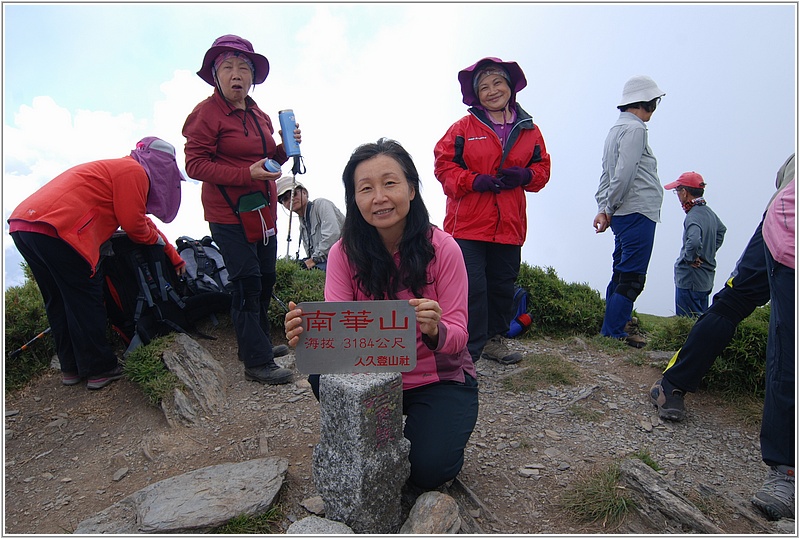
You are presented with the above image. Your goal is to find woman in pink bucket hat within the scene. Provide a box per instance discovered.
[182,34,301,385]
[8,137,186,390]
[434,57,551,366]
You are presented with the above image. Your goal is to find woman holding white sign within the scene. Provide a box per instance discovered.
[285,138,478,492]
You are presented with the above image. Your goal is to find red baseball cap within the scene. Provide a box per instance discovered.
[664,171,706,190]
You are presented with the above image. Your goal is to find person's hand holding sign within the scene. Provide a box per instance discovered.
[284,301,304,347]
[409,297,441,345]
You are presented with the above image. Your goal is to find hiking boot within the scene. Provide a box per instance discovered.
[244,363,293,385]
[650,377,686,421]
[752,466,795,521]
[623,333,647,349]
[61,372,83,386]
[624,316,640,335]
[87,365,125,390]
[481,335,523,365]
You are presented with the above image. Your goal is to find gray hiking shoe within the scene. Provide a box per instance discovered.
[752,466,795,521]
[87,365,125,390]
[245,364,293,385]
[481,335,523,365]
[650,377,686,421]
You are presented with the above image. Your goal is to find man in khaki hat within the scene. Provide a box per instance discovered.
[276,176,344,270]
[663,171,726,317]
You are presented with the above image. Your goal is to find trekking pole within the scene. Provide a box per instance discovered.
[278,109,305,259]
[8,327,51,359]
[271,293,290,313]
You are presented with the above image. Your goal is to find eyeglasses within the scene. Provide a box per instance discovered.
[278,194,290,205]
[672,187,684,194]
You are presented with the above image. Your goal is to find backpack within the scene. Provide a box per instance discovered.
[175,236,232,295]
[506,286,533,338]
[102,232,230,356]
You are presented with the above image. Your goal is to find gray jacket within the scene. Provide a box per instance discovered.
[298,198,345,262]
[595,112,663,222]
[674,204,727,291]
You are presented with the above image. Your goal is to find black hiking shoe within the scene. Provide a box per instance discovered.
[273,344,289,358]
[480,335,523,365]
[87,365,125,390]
[650,377,686,421]
[245,364,293,385]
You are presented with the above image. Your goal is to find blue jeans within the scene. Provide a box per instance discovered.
[601,213,656,338]
[760,248,794,468]
[210,223,278,368]
[675,288,710,317]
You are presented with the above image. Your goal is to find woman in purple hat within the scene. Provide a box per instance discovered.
[434,57,551,366]
[182,35,301,385]
[8,137,186,390]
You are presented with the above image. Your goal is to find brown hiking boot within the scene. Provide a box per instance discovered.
[622,333,647,349]
[480,335,523,365]
[624,316,640,335]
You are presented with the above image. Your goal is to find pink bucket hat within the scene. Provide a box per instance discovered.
[458,57,527,107]
[197,34,270,86]
[130,137,184,223]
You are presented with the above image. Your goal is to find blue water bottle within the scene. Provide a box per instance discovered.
[278,109,301,157]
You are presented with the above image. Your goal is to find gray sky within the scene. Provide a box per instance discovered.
[3,2,796,316]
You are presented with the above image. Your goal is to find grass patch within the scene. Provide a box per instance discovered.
[630,449,661,471]
[123,335,182,405]
[212,505,284,534]
[568,405,603,422]
[501,353,579,393]
[560,462,634,527]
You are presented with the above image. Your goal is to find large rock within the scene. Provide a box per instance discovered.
[159,333,227,426]
[74,457,287,534]
[400,491,461,534]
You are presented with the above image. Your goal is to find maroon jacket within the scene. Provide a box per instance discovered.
[182,89,289,228]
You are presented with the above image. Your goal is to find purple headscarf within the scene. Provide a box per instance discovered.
[130,137,184,223]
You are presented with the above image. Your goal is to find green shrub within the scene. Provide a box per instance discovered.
[516,263,605,337]
[123,335,182,405]
[269,257,326,332]
[560,461,634,526]
[4,264,55,391]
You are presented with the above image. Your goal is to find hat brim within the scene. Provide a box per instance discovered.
[458,57,527,107]
[197,45,270,86]
[663,180,681,190]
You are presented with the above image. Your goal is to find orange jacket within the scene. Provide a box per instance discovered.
[8,157,183,275]
[434,105,550,246]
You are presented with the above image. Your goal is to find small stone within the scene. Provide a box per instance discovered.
[112,467,129,482]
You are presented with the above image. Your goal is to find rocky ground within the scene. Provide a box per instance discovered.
[3,322,794,535]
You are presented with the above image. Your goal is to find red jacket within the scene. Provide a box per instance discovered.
[8,157,183,275]
[433,105,551,246]
[182,89,288,228]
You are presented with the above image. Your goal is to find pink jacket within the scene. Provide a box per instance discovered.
[324,227,477,390]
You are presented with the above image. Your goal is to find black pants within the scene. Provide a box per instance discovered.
[456,239,521,361]
[209,223,278,368]
[309,373,479,490]
[663,221,771,392]
[11,231,118,377]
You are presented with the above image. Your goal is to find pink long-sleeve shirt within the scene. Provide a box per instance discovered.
[324,226,476,390]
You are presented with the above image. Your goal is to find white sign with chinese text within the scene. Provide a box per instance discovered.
[294,300,417,374]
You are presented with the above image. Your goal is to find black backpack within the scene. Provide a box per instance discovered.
[175,236,232,295]
[102,232,230,356]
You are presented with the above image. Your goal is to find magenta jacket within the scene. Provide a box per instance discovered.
[324,227,477,390]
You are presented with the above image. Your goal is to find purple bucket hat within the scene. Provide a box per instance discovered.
[458,57,527,107]
[197,34,270,86]
[130,137,184,223]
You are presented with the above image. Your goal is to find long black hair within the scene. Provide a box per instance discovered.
[340,138,435,300]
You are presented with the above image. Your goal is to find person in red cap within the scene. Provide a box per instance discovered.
[434,57,551,366]
[182,35,301,385]
[8,137,186,390]
[663,171,726,317]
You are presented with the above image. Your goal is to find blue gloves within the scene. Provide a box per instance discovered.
[473,174,501,193]
[497,167,532,189]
